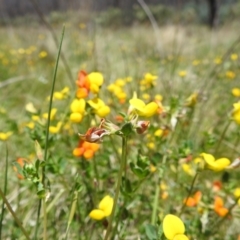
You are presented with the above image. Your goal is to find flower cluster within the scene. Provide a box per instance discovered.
[107,77,132,103]
[73,140,100,160]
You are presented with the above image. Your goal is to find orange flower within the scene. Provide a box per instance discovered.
[214,196,228,217]
[73,140,100,160]
[184,191,202,207]
[76,70,90,98]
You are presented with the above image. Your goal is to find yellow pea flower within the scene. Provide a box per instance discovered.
[231,53,238,61]
[163,214,189,240]
[42,108,57,120]
[178,71,187,77]
[129,98,158,117]
[232,102,240,124]
[49,122,62,134]
[88,72,104,94]
[70,113,83,123]
[0,131,13,141]
[200,153,230,172]
[70,99,86,114]
[25,102,37,113]
[53,87,69,100]
[89,195,113,220]
[232,88,240,97]
[88,98,110,117]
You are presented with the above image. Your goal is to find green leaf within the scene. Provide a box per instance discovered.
[120,122,133,136]
[130,162,150,178]
[145,224,158,240]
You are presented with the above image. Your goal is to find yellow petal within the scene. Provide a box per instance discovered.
[173,234,189,240]
[200,153,215,164]
[98,195,114,217]
[25,102,37,113]
[70,113,83,123]
[89,209,105,220]
[42,108,57,120]
[163,214,185,240]
[88,98,105,110]
[208,158,231,171]
[70,99,86,113]
[88,72,104,86]
[142,102,158,117]
[129,98,146,110]
[0,132,13,141]
[96,106,110,118]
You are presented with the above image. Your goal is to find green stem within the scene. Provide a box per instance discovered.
[151,177,160,225]
[180,172,199,216]
[0,187,30,240]
[0,144,8,238]
[34,25,65,240]
[214,120,232,155]
[43,200,47,240]
[104,136,128,240]
[65,191,78,239]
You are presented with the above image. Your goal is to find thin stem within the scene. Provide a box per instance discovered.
[0,187,30,240]
[214,120,232,155]
[104,136,128,240]
[65,191,78,240]
[151,177,160,225]
[34,26,65,240]
[43,200,47,240]
[0,144,8,238]
[34,200,42,240]
[180,172,199,216]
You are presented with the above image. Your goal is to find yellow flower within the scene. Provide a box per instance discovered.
[234,188,240,198]
[232,102,240,124]
[232,88,240,97]
[49,122,62,134]
[70,113,83,123]
[226,71,236,79]
[25,102,37,113]
[89,195,113,220]
[192,60,200,66]
[129,96,158,118]
[42,108,57,120]
[163,214,189,240]
[154,129,163,137]
[214,57,222,64]
[178,71,187,77]
[25,122,35,129]
[0,131,13,141]
[70,99,86,114]
[53,87,69,100]
[200,153,230,171]
[88,98,110,117]
[39,51,48,58]
[88,72,104,94]
[231,53,238,61]
[144,73,158,84]
[182,163,195,176]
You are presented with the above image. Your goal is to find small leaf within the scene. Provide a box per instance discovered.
[145,224,158,240]
[120,122,133,136]
[35,140,44,161]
